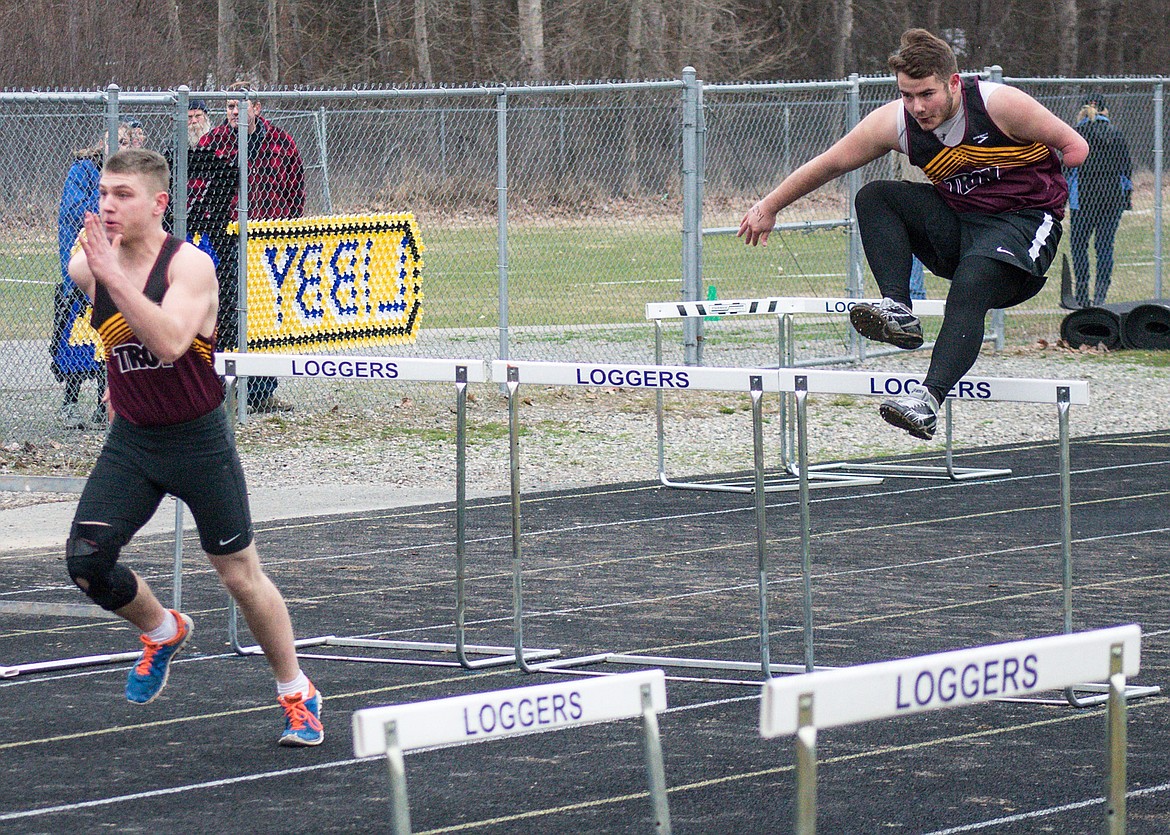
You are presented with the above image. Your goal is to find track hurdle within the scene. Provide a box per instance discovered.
[352,669,671,834]
[0,477,187,678]
[493,359,822,682]
[646,296,1011,483]
[759,624,1143,834]
[488,360,1159,704]
[779,366,1158,707]
[214,351,560,670]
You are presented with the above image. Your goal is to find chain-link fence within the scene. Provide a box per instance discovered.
[1,72,1166,448]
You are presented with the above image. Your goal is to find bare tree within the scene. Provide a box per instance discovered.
[1056,0,1079,75]
[467,0,485,79]
[518,0,546,80]
[1090,0,1121,73]
[166,0,184,60]
[621,0,645,193]
[415,0,434,84]
[832,0,854,78]
[268,0,280,84]
[218,0,239,84]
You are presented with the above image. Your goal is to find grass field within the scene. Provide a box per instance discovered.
[0,211,1164,344]
[0,245,57,340]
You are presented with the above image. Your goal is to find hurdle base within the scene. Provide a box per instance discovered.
[0,649,142,678]
[808,461,1013,481]
[529,652,834,686]
[996,680,1162,708]
[233,635,562,670]
[660,470,882,494]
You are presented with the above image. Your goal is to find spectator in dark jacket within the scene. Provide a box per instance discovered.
[187,82,305,413]
[1067,92,1133,307]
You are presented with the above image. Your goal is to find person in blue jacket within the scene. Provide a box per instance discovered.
[53,122,141,428]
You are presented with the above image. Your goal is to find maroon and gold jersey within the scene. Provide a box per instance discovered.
[91,235,224,427]
[905,78,1068,219]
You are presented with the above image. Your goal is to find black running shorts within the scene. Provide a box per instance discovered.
[959,209,1062,278]
[74,407,255,557]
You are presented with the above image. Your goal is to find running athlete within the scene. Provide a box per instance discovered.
[66,148,322,747]
[738,28,1090,440]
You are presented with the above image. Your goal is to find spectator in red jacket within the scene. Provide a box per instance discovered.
[188,81,305,413]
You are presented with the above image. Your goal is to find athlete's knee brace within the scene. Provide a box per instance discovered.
[66,522,137,611]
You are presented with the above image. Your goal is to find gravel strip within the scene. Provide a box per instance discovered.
[3,342,1167,510]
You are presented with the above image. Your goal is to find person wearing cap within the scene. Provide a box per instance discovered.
[1067,92,1133,307]
[187,99,211,147]
[186,80,305,414]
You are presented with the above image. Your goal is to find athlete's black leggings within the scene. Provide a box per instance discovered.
[855,181,1046,402]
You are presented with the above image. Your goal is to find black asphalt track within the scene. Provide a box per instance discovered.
[1,428,1168,833]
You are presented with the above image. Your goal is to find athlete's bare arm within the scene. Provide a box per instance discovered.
[985,85,1089,167]
[738,100,904,246]
[71,212,218,363]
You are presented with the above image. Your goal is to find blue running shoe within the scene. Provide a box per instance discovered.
[126,610,193,704]
[278,683,324,747]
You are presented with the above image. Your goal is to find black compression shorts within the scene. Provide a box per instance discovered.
[73,407,254,557]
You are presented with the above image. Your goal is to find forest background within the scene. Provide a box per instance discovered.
[3,0,1167,90]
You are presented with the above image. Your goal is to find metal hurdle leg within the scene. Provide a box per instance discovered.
[0,478,186,678]
[223,366,559,671]
[640,681,673,834]
[383,720,413,835]
[808,399,1013,481]
[653,318,882,494]
[1052,388,1158,708]
[794,694,817,835]
[939,388,1158,709]
[535,371,824,684]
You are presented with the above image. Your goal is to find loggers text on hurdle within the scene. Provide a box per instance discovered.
[896,652,1039,710]
[462,690,585,738]
[574,366,691,389]
[289,358,400,379]
[869,376,992,400]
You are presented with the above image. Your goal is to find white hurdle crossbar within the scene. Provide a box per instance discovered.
[646,296,1011,483]
[760,624,1142,834]
[214,351,560,670]
[352,669,671,834]
[493,359,818,682]
[0,479,186,679]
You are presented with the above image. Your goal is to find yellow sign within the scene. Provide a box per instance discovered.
[229,213,425,352]
[69,305,106,360]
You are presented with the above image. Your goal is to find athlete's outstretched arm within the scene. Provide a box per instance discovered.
[738,100,903,246]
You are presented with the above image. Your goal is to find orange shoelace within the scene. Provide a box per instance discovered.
[280,692,322,731]
[134,627,182,676]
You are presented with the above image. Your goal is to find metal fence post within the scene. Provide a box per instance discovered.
[105,84,120,157]
[695,78,707,365]
[846,74,864,360]
[174,87,189,241]
[989,65,1007,349]
[682,66,701,366]
[316,106,333,213]
[497,90,510,365]
[236,92,250,422]
[1154,80,1164,299]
